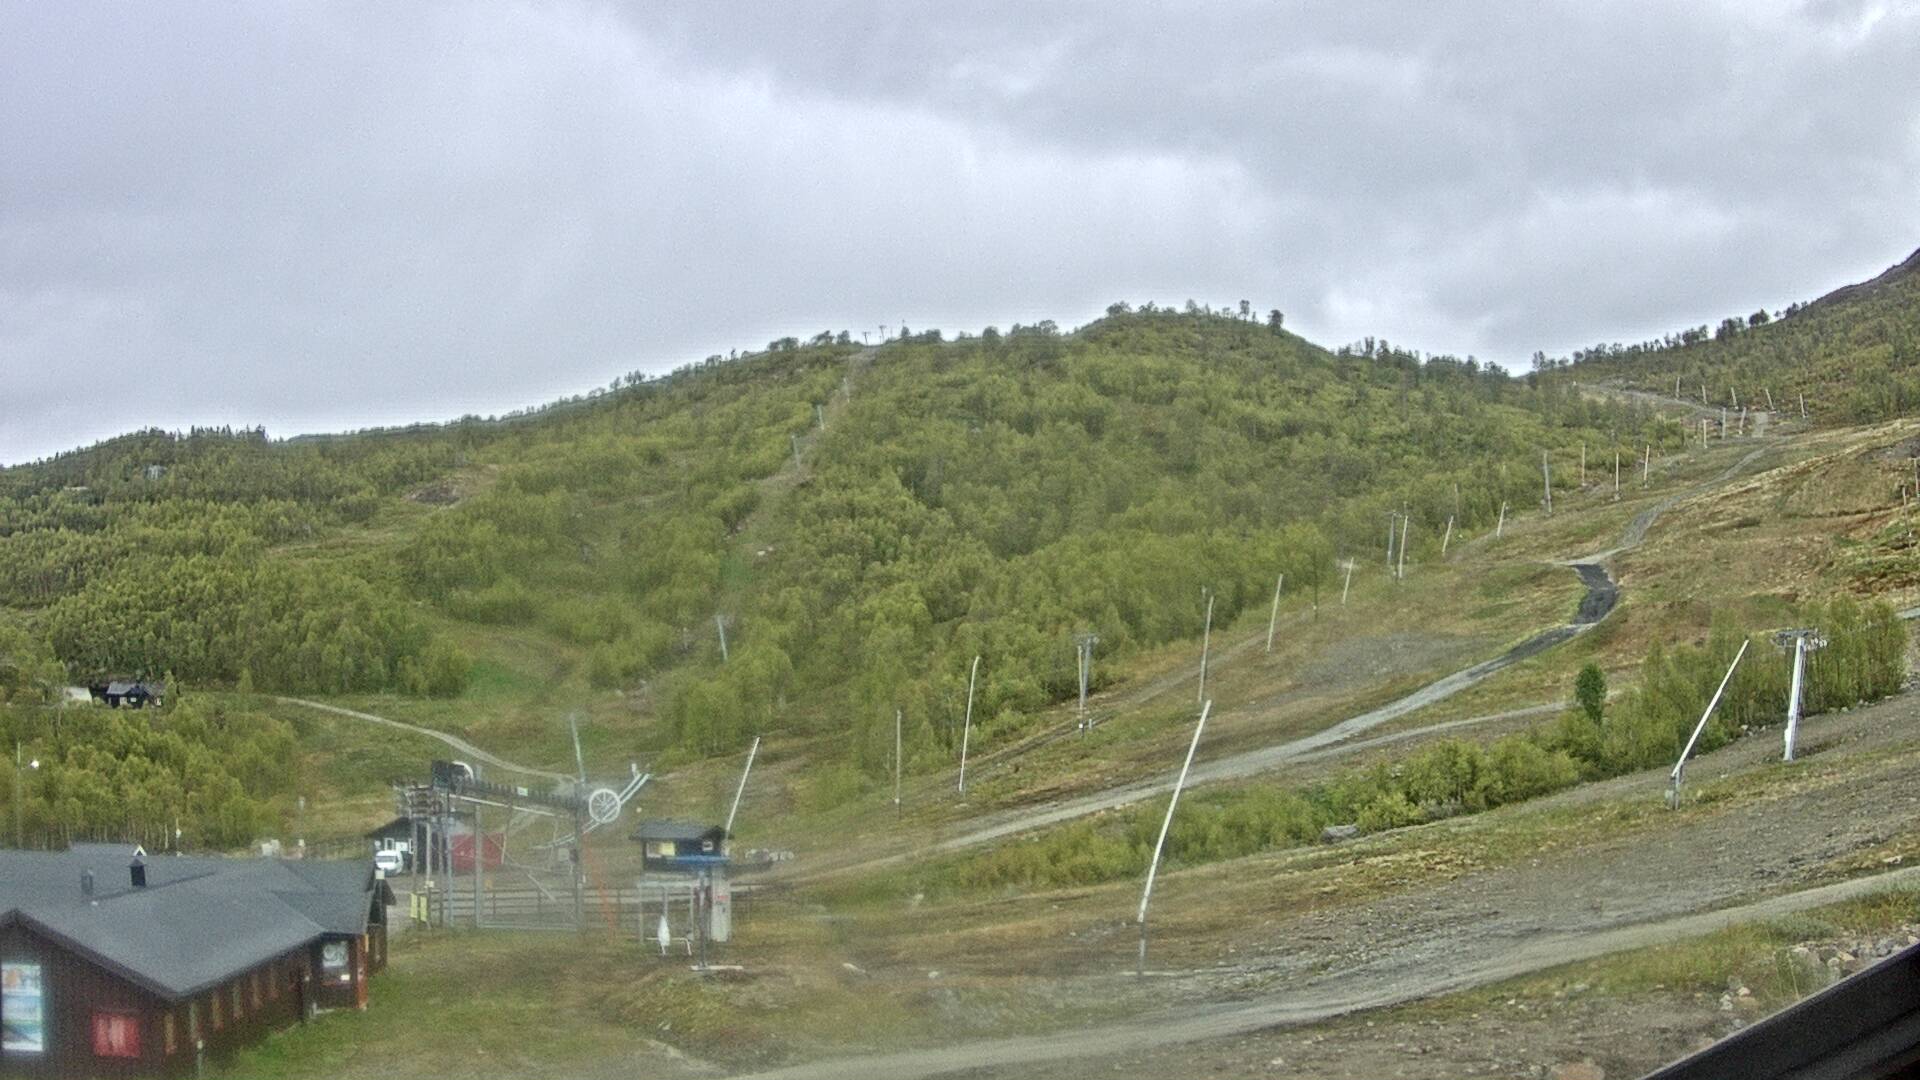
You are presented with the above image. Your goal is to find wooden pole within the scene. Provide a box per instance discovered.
[1613,450,1620,500]
[1542,451,1553,515]
[1643,445,1651,486]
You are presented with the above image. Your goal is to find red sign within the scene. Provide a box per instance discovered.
[92,1012,140,1059]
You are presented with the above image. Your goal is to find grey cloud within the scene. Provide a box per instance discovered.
[3,2,1918,463]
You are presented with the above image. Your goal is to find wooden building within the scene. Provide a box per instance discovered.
[91,683,164,710]
[0,845,388,1078]
[631,820,730,875]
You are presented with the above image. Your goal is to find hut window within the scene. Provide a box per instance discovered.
[91,1012,141,1058]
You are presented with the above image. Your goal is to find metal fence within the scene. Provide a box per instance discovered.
[409,878,781,935]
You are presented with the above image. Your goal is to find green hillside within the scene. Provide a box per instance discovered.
[0,310,1684,840]
[1549,247,1920,421]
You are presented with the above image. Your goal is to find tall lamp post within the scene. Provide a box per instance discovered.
[14,741,41,848]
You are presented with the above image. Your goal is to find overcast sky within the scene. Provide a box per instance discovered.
[4,2,1918,465]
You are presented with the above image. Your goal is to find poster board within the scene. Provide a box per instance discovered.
[2,961,46,1054]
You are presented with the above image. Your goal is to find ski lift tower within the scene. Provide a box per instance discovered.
[1773,627,1827,762]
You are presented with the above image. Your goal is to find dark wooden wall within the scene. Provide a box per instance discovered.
[1,921,310,1079]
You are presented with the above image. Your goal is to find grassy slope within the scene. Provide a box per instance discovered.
[1561,246,1920,423]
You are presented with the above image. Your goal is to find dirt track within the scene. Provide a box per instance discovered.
[743,692,1920,1079]
[275,696,571,781]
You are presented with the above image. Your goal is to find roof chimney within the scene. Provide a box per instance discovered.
[81,869,94,897]
[130,854,146,889]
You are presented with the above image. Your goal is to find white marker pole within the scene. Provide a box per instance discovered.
[724,736,760,837]
[715,615,729,663]
[1667,639,1749,807]
[1784,637,1806,762]
[1265,574,1284,653]
[957,655,980,795]
[894,709,903,813]
[1340,560,1355,605]
[1496,501,1508,539]
[1643,445,1651,486]
[1197,592,1214,705]
[1542,451,1553,515]
[1441,516,1454,557]
[1397,513,1409,579]
[1137,699,1211,975]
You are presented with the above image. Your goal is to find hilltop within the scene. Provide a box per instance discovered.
[1548,244,1920,422]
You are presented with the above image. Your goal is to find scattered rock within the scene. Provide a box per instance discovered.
[1321,824,1361,844]
[1549,1061,1606,1080]
[841,961,865,975]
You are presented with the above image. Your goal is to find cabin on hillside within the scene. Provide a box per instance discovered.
[0,844,389,1077]
[95,681,165,709]
[631,820,730,874]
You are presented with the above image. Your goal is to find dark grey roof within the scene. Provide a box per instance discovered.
[0,846,382,1001]
[270,889,370,937]
[632,818,728,842]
